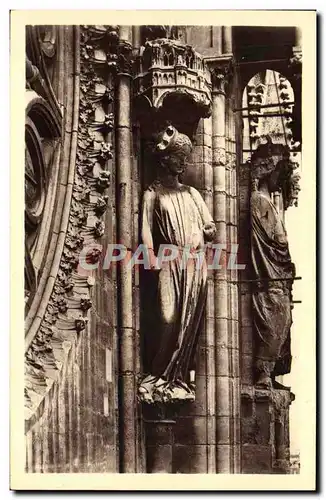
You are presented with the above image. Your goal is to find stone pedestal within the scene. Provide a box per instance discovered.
[143,401,213,473]
[143,404,176,473]
[144,419,175,473]
[241,386,294,474]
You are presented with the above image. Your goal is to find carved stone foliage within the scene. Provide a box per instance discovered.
[210,58,233,95]
[24,25,119,417]
[134,38,212,122]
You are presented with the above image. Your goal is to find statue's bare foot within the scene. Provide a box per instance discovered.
[152,378,170,402]
[169,381,195,402]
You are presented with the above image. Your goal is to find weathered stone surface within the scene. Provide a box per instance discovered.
[241,387,294,473]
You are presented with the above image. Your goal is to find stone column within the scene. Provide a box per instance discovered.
[211,60,240,473]
[202,115,217,473]
[116,27,137,473]
[213,26,222,56]
[132,26,141,48]
[226,76,241,473]
[211,63,229,473]
[222,26,232,54]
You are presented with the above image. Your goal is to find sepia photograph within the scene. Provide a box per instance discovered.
[10,9,316,490]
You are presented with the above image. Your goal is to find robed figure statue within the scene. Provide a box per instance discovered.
[138,125,216,403]
[250,138,297,389]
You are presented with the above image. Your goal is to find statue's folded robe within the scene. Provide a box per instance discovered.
[251,191,294,376]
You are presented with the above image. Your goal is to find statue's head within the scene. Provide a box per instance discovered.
[155,125,193,176]
[251,136,291,193]
[251,136,300,208]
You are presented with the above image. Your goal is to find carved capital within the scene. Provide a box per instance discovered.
[210,59,233,94]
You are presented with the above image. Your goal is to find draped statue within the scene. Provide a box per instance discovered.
[138,125,216,403]
[250,138,297,389]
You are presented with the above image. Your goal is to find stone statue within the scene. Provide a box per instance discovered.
[139,125,216,403]
[250,137,296,389]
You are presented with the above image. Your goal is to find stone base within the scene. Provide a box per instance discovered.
[142,401,213,473]
[142,403,177,473]
[241,386,295,474]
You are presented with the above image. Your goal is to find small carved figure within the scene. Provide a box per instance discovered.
[139,125,216,404]
[96,171,111,192]
[250,137,297,389]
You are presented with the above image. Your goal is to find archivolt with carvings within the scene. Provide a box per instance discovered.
[24,25,119,419]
